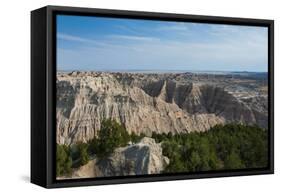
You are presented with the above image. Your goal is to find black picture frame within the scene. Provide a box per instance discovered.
[31,5,274,188]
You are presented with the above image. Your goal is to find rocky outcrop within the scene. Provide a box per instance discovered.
[70,137,169,178]
[56,72,268,144]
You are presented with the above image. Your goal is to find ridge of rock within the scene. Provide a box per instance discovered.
[57,72,267,144]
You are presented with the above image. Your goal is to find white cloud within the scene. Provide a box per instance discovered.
[107,34,159,42]
[57,33,90,43]
[57,33,110,47]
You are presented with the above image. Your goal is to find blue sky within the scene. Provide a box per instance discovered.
[57,15,268,72]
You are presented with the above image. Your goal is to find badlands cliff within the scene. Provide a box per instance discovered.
[56,71,268,144]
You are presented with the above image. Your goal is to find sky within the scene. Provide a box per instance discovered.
[57,15,268,72]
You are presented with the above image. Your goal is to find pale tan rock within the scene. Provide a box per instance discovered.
[70,137,169,178]
[56,72,267,144]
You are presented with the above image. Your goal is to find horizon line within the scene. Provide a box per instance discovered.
[57,68,268,73]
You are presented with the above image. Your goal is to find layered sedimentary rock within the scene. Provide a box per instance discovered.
[56,71,268,144]
[71,137,169,178]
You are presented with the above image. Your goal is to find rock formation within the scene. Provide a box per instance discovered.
[56,71,268,144]
[70,137,169,178]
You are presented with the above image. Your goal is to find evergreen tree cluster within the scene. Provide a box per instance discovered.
[56,120,268,177]
[152,124,268,173]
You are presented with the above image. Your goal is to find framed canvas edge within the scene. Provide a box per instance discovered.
[40,5,274,188]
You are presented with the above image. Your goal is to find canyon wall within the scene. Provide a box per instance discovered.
[56,72,268,144]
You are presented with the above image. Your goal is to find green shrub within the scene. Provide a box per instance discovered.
[77,143,89,166]
[96,119,130,158]
[130,131,145,143]
[56,144,72,176]
[88,138,99,155]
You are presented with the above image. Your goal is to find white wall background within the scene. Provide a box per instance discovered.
[0,0,279,193]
